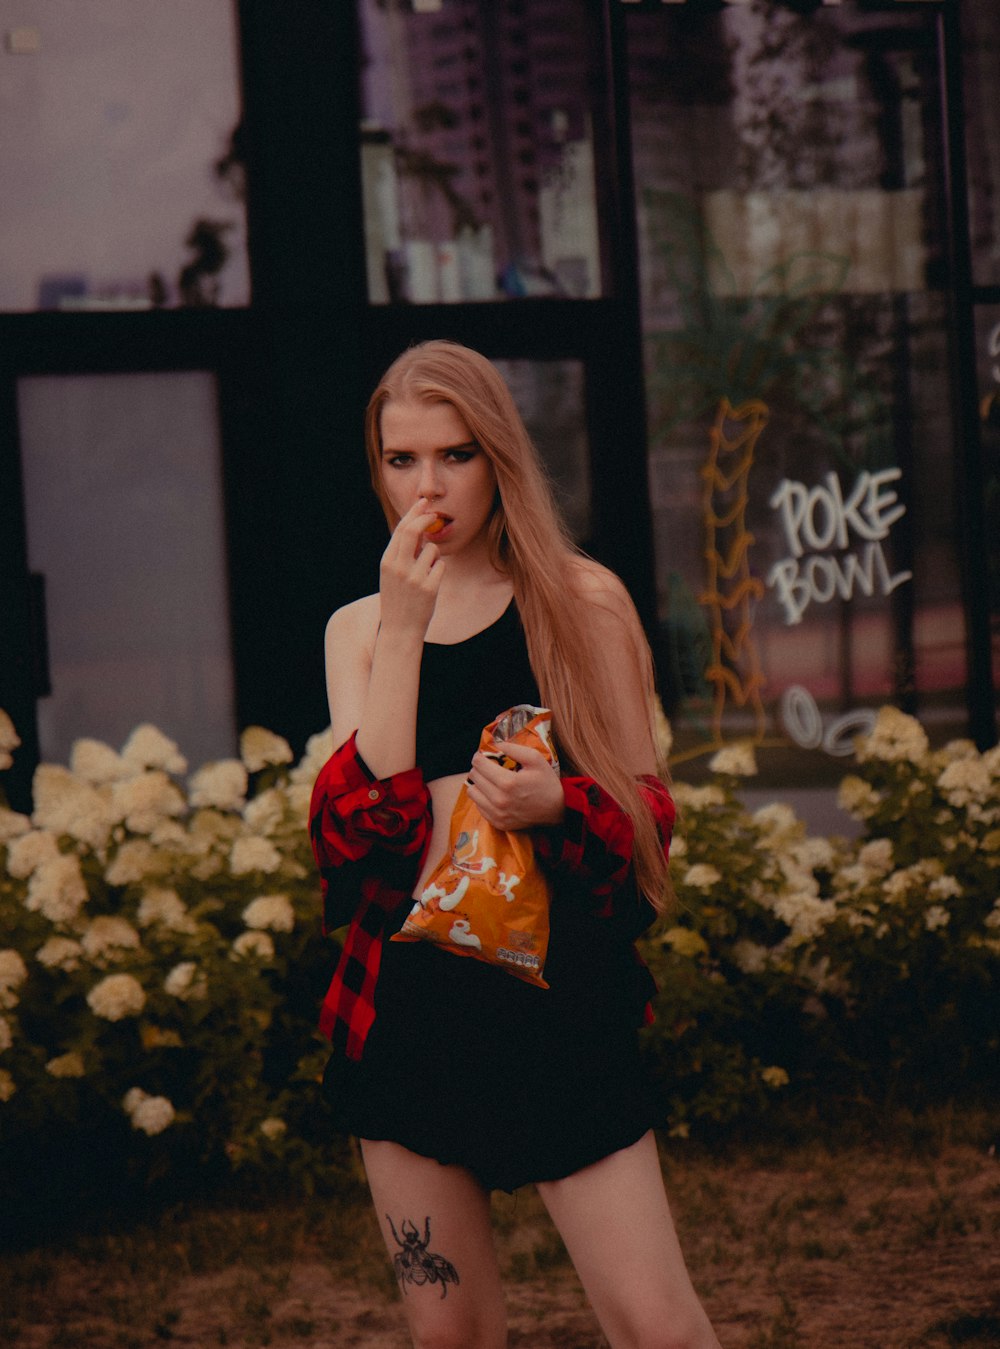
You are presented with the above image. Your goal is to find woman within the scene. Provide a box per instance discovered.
[309,341,720,1348]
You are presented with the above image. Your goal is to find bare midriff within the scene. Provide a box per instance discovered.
[415,772,467,894]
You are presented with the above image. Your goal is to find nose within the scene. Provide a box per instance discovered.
[417,459,442,499]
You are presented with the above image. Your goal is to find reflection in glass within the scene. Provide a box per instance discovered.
[628,4,965,780]
[973,307,1000,703]
[494,359,591,542]
[358,0,603,304]
[17,373,237,766]
[0,0,248,311]
[964,0,1000,288]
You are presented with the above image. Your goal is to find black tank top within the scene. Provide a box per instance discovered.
[415,599,541,781]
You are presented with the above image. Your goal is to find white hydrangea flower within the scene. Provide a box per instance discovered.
[0,950,29,994]
[46,1051,86,1078]
[26,854,89,924]
[132,1095,176,1135]
[855,705,929,765]
[163,961,208,1001]
[243,893,294,933]
[87,972,146,1021]
[837,775,882,819]
[0,709,21,770]
[938,739,979,763]
[709,741,757,777]
[834,863,870,895]
[752,802,801,842]
[146,820,188,850]
[189,760,248,811]
[857,838,894,877]
[682,863,722,890]
[0,807,32,842]
[36,936,84,972]
[231,931,275,961]
[0,1067,16,1101]
[81,915,142,963]
[105,839,162,886]
[70,738,127,785]
[883,860,940,902]
[929,874,962,901]
[669,834,688,858]
[761,1066,789,1089]
[937,758,991,809]
[32,764,112,851]
[284,781,313,824]
[258,1116,287,1141]
[136,887,196,934]
[120,724,187,776]
[924,905,950,932]
[288,727,335,785]
[243,788,285,835]
[240,726,294,774]
[791,837,835,873]
[122,1087,176,1135]
[671,783,726,811]
[771,892,836,942]
[109,771,186,834]
[6,829,61,879]
[731,940,770,975]
[230,836,282,876]
[0,1016,13,1052]
[122,1086,147,1114]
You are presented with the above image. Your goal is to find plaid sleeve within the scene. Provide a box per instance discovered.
[309,732,430,863]
[309,733,431,933]
[533,773,675,931]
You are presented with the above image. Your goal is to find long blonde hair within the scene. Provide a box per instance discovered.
[365,340,672,914]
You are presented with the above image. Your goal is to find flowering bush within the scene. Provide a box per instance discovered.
[0,720,345,1222]
[1,704,997,1218]
[639,715,1000,1134]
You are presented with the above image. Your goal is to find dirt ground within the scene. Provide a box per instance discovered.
[2,1139,999,1348]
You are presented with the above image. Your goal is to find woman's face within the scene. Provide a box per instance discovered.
[378,398,498,553]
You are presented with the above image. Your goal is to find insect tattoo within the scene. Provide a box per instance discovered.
[385,1214,461,1298]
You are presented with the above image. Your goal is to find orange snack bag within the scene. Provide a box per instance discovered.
[390,705,558,988]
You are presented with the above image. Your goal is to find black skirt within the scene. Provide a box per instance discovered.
[321,886,662,1192]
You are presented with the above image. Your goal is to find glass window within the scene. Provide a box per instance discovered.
[357,0,604,303]
[17,372,237,766]
[493,359,591,542]
[973,306,1000,709]
[964,0,1000,288]
[0,0,248,311]
[628,3,967,786]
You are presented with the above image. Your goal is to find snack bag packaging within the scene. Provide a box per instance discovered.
[390,705,557,988]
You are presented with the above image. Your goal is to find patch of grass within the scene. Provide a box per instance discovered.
[913,1190,981,1241]
[748,1293,801,1348]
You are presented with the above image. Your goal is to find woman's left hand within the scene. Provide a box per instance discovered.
[466,742,565,831]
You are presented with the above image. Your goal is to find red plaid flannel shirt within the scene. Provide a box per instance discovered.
[309,735,676,1061]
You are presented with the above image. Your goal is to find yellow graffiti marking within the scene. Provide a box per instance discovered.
[698,398,769,747]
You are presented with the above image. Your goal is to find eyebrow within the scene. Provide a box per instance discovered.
[380,439,479,456]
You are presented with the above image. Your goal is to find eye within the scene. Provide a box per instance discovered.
[383,453,413,469]
[445,447,477,463]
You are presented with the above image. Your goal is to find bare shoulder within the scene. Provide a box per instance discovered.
[325,593,380,664]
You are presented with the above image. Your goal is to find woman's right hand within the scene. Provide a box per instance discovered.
[377,498,445,641]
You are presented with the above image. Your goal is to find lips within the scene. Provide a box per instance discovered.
[424,514,453,536]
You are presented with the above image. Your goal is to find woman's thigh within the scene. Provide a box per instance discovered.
[361,1138,508,1349]
[535,1131,719,1349]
